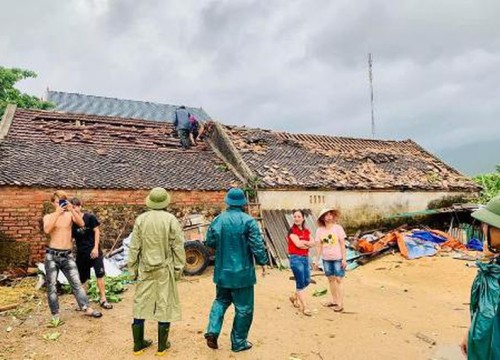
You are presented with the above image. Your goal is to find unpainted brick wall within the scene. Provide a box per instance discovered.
[0,186,226,265]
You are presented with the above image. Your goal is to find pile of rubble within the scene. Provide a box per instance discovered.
[348,225,484,268]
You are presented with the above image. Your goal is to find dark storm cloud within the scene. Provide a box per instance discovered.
[0,0,498,173]
[309,1,500,66]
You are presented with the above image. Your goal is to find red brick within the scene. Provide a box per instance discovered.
[1,186,225,265]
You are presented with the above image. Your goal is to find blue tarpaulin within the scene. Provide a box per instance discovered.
[410,231,447,244]
[467,238,484,252]
[403,236,438,259]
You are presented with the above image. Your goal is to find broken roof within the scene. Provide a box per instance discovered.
[220,125,479,191]
[0,107,238,190]
[47,91,211,122]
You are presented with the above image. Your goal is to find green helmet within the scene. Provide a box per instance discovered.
[472,195,500,253]
[472,195,500,228]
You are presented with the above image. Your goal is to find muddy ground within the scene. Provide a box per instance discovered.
[0,255,476,360]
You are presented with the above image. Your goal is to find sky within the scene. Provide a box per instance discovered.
[1,0,499,175]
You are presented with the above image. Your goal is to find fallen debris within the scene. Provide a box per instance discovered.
[352,225,482,265]
[415,332,437,345]
[312,288,328,297]
[0,278,39,310]
[42,332,61,341]
[0,303,19,312]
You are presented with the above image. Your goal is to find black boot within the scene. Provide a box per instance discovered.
[205,332,219,349]
[156,323,171,356]
[131,323,153,355]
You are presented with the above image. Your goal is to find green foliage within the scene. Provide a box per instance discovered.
[243,176,262,201]
[216,164,228,172]
[0,66,53,117]
[62,275,128,303]
[86,275,128,303]
[473,166,500,204]
[312,288,328,297]
[42,331,61,341]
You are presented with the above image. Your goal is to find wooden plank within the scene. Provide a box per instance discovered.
[0,303,19,312]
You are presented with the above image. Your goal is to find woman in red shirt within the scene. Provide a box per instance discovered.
[287,210,315,316]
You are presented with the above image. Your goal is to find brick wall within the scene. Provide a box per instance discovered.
[0,186,226,265]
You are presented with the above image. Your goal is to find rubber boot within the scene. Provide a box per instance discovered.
[204,332,219,349]
[156,323,171,356]
[132,323,153,356]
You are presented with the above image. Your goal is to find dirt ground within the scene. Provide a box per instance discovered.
[0,255,477,360]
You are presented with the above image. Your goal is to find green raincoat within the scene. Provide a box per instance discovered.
[467,259,500,360]
[128,210,186,322]
[206,207,268,288]
[205,207,268,351]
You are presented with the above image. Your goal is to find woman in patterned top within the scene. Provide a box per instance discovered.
[314,208,347,312]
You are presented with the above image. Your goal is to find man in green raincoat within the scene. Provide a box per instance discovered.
[461,195,500,360]
[204,188,268,352]
[128,187,186,356]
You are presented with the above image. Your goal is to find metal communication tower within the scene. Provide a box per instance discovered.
[368,53,375,138]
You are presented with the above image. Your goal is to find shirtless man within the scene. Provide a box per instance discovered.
[43,190,102,323]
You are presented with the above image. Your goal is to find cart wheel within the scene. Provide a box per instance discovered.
[184,241,210,276]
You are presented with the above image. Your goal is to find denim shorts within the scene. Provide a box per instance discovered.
[289,255,311,290]
[323,259,345,277]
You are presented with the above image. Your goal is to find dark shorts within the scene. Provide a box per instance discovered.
[289,255,311,290]
[76,253,106,283]
[323,259,345,277]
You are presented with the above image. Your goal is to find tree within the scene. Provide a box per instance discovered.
[473,165,500,203]
[0,66,53,118]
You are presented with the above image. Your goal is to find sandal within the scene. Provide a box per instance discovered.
[289,294,300,308]
[84,309,103,318]
[100,301,113,310]
[322,302,337,308]
[303,309,312,316]
[333,305,344,313]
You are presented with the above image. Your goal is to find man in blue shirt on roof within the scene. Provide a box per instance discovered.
[173,106,191,149]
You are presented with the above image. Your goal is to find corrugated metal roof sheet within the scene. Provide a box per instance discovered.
[262,209,318,268]
[47,91,212,122]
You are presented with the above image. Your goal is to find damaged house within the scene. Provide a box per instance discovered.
[0,104,240,267]
[207,123,479,266]
[0,91,479,268]
[210,124,478,217]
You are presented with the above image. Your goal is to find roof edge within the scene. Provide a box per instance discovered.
[0,104,17,141]
[47,90,209,116]
[404,139,468,177]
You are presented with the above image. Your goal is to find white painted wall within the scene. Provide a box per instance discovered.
[258,190,469,226]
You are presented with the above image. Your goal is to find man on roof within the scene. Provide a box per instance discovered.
[173,105,191,150]
[188,113,205,146]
